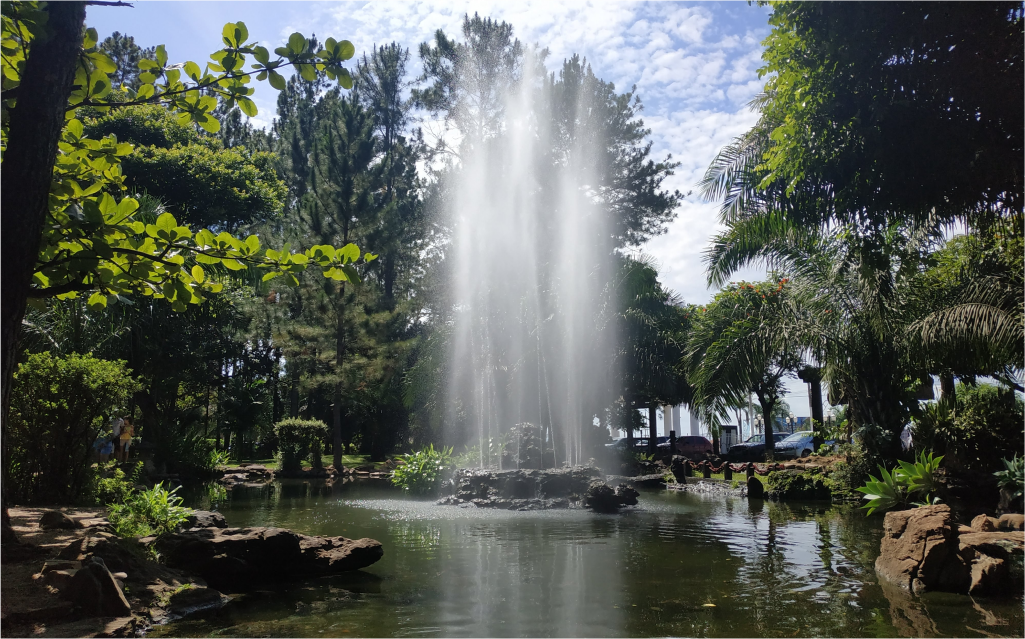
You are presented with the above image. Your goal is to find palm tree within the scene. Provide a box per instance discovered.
[685,279,801,461]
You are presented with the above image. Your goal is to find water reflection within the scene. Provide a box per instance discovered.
[156,482,1024,638]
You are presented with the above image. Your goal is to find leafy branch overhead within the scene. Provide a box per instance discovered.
[1,3,374,311]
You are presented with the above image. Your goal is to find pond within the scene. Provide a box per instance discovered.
[154,480,1023,638]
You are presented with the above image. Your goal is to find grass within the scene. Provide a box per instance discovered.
[223,454,382,471]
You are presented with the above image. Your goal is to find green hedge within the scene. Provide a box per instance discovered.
[274,418,328,472]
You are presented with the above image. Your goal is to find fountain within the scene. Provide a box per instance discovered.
[445,55,618,473]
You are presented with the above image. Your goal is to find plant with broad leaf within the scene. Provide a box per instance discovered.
[391,445,455,495]
[856,450,944,515]
[994,454,1024,502]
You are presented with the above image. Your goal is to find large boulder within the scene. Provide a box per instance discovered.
[151,527,383,591]
[183,510,227,529]
[582,480,639,513]
[444,467,603,508]
[875,505,963,594]
[957,531,1025,596]
[39,510,83,530]
[766,469,830,501]
[61,557,131,617]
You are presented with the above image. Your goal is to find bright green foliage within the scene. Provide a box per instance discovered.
[274,418,329,472]
[391,444,454,495]
[94,462,143,507]
[994,455,1024,502]
[856,451,943,515]
[107,482,193,538]
[2,4,372,313]
[6,352,140,504]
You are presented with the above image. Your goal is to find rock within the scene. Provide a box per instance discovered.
[57,536,146,576]
[582,480,638,512]
[747,476,765,499]
[958,531,1025,596]
[165,585,229,618]
[444,467,603,508]
[957,525,974,535]
[61,557,131,617]
[41,559,81,574]
[998,513,1024,530]
[875,505,963,594]
[766,469,830,501]
[39,510,83,530]
[151,527,383,591]
[970,514,999,532]
[183,510,227,529]
[627,474,667,488]
[43,569,78,590]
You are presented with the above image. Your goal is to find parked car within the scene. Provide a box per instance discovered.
[774,431,816,459]
[727,434,766,461]
[657,436,713,458]
[606,437,668,451]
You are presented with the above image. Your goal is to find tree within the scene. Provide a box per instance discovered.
[753,2,1022,233]
[1,2,362,542]
[685,280,801,461]
[613,256,692,451]
[99,30,155,90]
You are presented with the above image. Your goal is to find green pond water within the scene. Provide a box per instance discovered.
[153,480,1024,638]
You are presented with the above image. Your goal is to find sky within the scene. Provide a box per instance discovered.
[86,1,828,418]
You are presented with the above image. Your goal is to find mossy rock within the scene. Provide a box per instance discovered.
[766,469,831,501]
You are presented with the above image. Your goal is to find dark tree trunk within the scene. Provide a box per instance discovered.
[332,284,347,470]
[383,252,396,309]
[1,2,87,544]
[756,390,775,462]
[647,405,657,454]
[939,372,956,406]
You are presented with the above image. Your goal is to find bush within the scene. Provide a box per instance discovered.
[6,352,140,504]
[94,462,143,507]
[273,418,328,472]
[994,455,1024,503]
[912,384,1023,472]
[107,482,192,538]
[391,444,454,495]
[766,469,831,501]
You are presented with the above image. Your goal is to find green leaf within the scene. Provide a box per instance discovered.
[156,212,177,231]
[238,96,257,117]
[298,63,315,82]
[244,235,260,253]
[184,61,201,80]
[155,44,168,66]
[287,32,306,55]
[338,40,355,61]
[191,265,205,283]
[253,45,270,64]
[337,243,360,263]
[88,291,108,309]
[268,70,286,91]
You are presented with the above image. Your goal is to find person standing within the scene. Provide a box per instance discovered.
[119,417,134,463]
[110,415,123,463]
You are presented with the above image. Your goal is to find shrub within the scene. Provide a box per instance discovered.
[273,418,328,472]
[912,384,1023,472]
[391,444,454,495]
[766,469,831,501]
[856,451,943,515]
[6,352,140,504]
[107,482,192,538]
[94,462,143,507]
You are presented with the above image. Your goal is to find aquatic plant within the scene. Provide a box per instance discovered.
[391,445,454,495]
[855,451,943,515]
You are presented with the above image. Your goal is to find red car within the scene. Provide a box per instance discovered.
[658,436,713,458]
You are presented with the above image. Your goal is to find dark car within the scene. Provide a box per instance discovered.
[727,434,766,461]
[658,436,713,458]
[606,437,668,451]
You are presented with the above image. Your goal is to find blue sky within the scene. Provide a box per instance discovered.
[87,1,827,416]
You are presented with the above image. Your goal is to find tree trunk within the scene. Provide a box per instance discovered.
[332,284,347,470]
[1,1,87,545]
[647,405,657,454]
[757,391,775,462]
[939,373,956,406]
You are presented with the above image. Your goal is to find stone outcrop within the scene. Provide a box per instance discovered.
[218,464,274,487]
[149,527,383,591]
[875,504,1024,596]
[747,476,765,499]
[61,557,132,617]
[440,467,604,509]
[581,481,639,512]
[183,510,227,529]
[39,510,83,530]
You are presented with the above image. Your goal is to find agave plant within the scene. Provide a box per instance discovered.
[994,454,1024,501]
[856,451,944,515]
